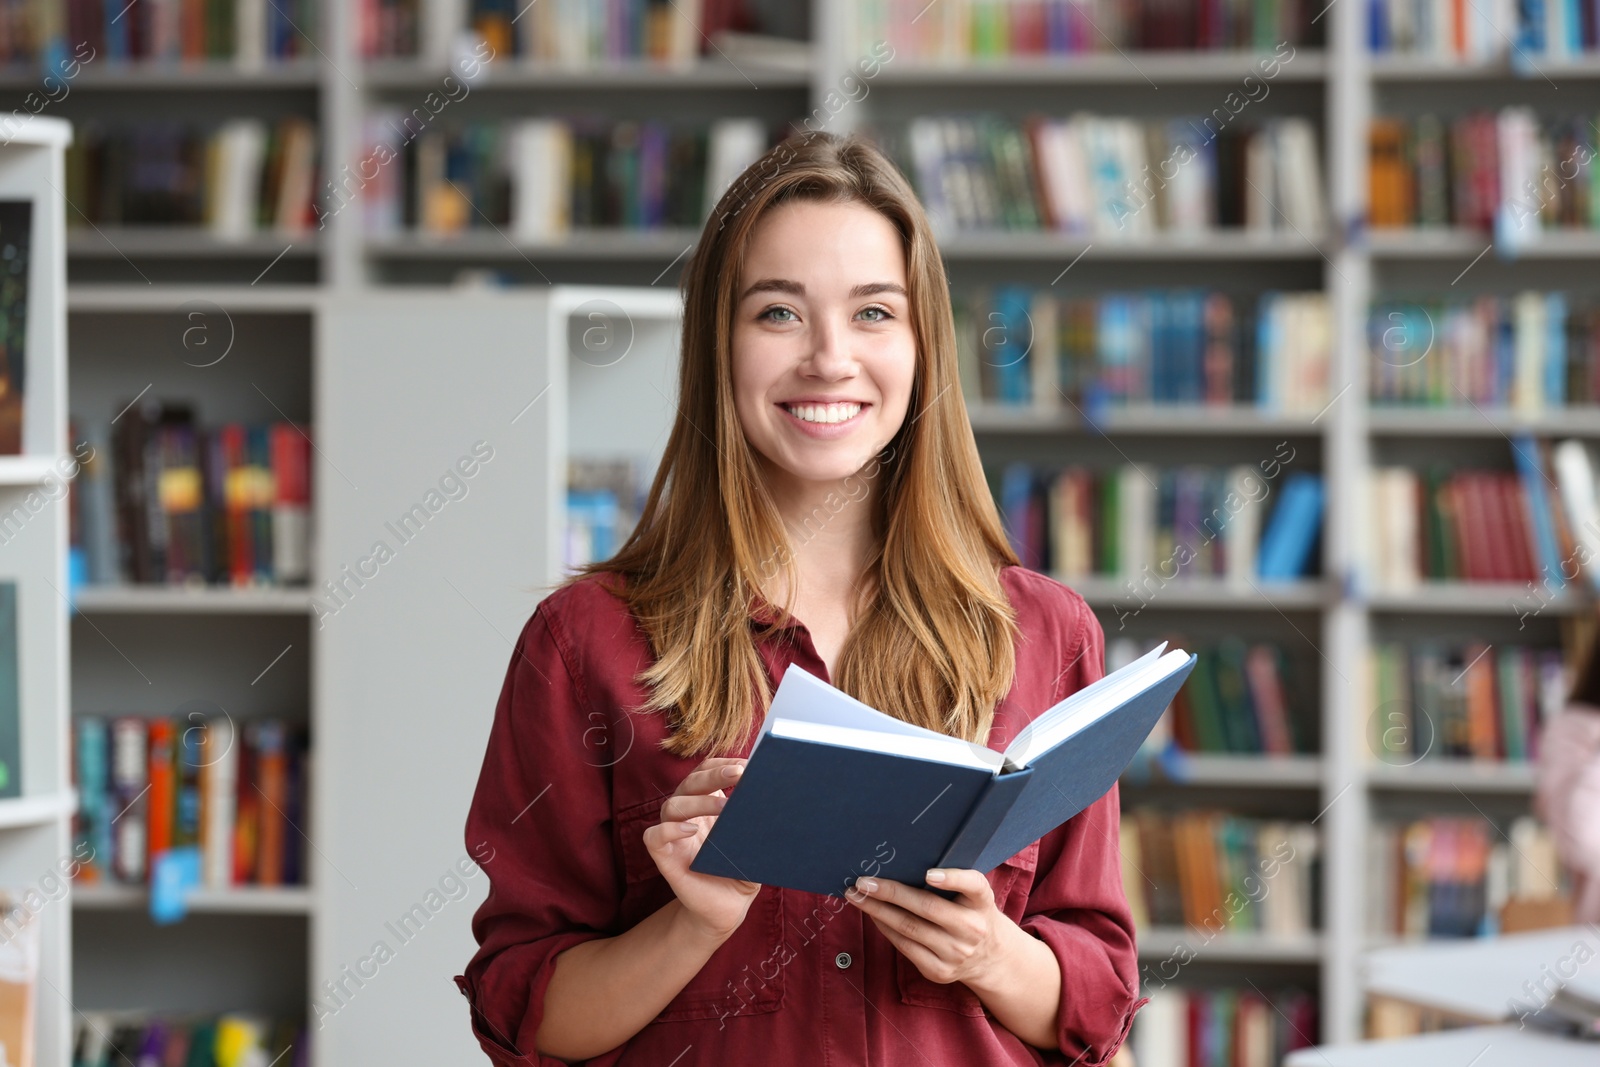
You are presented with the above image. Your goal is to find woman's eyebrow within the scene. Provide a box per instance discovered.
[738,279,908,301]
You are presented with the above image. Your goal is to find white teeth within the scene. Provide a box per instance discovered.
[784,402,862,425]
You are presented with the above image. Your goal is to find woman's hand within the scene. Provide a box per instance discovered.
[848,867,1065,1050]
[846,867,1011,987]
[643,756,761,942]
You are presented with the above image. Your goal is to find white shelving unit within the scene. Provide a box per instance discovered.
[18,0,1600,1060]
[0,115,74,1067]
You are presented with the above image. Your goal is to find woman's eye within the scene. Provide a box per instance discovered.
[858,305,892,322]
[759,306,797,323]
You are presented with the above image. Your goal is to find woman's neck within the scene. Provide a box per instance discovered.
[760,468,877,614]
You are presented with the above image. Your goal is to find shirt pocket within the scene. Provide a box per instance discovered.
[615,798,788,1023]
[894,841,1041,1017]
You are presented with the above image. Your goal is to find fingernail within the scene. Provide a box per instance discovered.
[926,869,946,884]
[724,765,743,777]
[858,878,878,893]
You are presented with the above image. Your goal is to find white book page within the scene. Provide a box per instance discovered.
[1004,647,1189,767]
[769,718,1005,771]
[751,664,957,757]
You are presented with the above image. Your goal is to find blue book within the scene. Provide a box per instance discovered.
[1544,292,1568,407]
[1511,433,1565,590]
[690,644,1197,897]
[1256,472,1325,580]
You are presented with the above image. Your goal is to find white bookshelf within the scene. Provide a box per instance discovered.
[22,0,1600,1060]
[0,115,74,1067]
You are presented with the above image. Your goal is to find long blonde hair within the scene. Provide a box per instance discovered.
[578,131,1020,757]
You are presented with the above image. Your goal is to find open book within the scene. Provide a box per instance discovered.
[690,643,1196,897]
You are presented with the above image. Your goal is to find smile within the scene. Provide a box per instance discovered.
[781,402,863,424]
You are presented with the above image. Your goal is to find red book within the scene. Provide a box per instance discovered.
[145,718,175,873]
[233,727,258,884]
[1500,474,1538,583]
[253,721,288,886]
[217,424,253,587]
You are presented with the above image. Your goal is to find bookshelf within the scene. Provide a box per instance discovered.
[14,0,1600,1063]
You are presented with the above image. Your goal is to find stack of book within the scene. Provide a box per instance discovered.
[74,715,309,890]
[991,462,1325,583]
[1370,293,1600,410]
[73,1013,305,1067]
[359,0,420,57]
[469,0,757,64]
[1114,636,1310,757]
[1365,815,1567,939]
[1121,807,1320,935]
[958,287,1330,412]
[897,114,1325,238]
[1129,985,1318,1067]
[1367,641,1566,763]
[66,119,320,236]
[1368,0,1600,57]
[1369,111,1597,231]
[854,0,1322,59]
[1366,437,1583,591]
[68,406,312,589]
[361,115,770,238]
[61,0,316,65]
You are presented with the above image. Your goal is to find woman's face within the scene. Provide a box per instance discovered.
[730,199,917,496]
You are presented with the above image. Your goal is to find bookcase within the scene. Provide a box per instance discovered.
[11,0,1600,1062]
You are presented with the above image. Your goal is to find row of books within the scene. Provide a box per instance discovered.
[74,1014,305,1067]
[900,114,1326,237]
[1369,293,1600,409]
[956,288,1330,412]
[1367,641,1566,763]
[74,715,309,888]
[1121,808,1320,935]
[360,115,768,238]
[65,119,319,235]
[1129,986,1318,1067]
[1152,639,1309,756]
[1368,0,1600,57]
[1365,816,1566,939]
[994,463,1325,583]
[855,0,1322,59]
[68,405,312,589]
[564,459,644,571]
[1366,438,1581,590]
[470,0,755,64]
[62,0,315,65]
[1369,111,1600,232]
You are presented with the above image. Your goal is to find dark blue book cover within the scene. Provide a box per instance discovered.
[691,648,1196,896]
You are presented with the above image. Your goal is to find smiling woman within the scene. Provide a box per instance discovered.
[457,132,1144,1067]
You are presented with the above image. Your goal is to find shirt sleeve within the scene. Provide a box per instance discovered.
[455,602,621,1066]
[1017,592,1146,1066]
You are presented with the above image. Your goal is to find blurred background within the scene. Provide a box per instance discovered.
[0,1,1594,1065]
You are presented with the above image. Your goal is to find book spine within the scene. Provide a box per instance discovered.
[935,766,1035,872]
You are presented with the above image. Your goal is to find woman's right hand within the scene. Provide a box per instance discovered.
[643,756,761,942]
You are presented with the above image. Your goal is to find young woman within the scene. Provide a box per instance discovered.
[456,132,1143,1066]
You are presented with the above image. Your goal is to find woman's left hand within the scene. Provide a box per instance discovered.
[845,868,1011,988]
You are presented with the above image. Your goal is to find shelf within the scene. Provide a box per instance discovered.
[71,586,314,615]
[1368,407,1600,437]
[72,884,313,914]
[968,403,1323,435]
[875,50,1327,85]
[1367,228,1600,259]
[67,230,319,259]
[1137,926,1324,964]
[1072,577,1329,610]
[0,455,69,485]
[0,791,75,830]
[1366,760,1536,794]
[366,229,700,260]
[1366,583,1590,615]
[1370,53,1600,80]
[69,285,322,312]
[365,56,811,88]
[936,231,1329,261]
[0,59,321,89]
[1125,754,1325,789]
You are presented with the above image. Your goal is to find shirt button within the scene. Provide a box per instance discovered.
[834,952,852,970]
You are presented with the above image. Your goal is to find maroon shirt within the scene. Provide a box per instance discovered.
[456,565,1144,1066]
